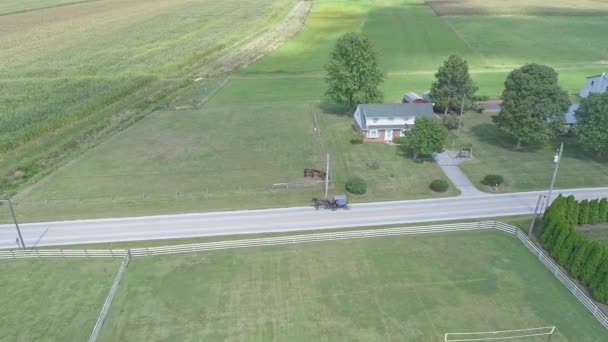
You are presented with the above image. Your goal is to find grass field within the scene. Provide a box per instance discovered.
[8,0,608,219]
[450,113,608,192]
[426,0,608,16]
[579,227,608,248]
[0,258,118,342]
[98,230,608,341]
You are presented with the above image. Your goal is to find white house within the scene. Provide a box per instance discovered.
[579,72,608,98]
[353,103,436,142]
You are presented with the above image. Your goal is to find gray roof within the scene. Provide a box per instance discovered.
[357,103,435,129]
[565,103,580,125]
[586,72,608,80]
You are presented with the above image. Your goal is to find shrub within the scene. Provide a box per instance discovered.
[567,240,591,278]
[599,198,608,223]
[549,223,571,259]
[556,231,578,266]
[366,160,380,170]
[482,174,504,186]
[392,136,408,145]
[350,132,364,144]
[430,179,449,192]
[345,177,367,195]
[589,199,600,224]
[475,105,485,113]
[566,195,579,227]
[442,115,459,130]
[578,199,590,225]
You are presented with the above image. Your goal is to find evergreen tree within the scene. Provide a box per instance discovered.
[556,231,578,266]
[578,200,590,225]
[591,254,608,290]
[588,199,600,225]
[566,195,579,227]
[550,223,571,258]
[599,198,608,223]
[430,55,478,113]
[567,240,591,278]
[581,243,605,285]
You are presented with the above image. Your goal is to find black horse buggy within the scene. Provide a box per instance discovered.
[312,195,349,210]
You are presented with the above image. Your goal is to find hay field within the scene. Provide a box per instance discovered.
[427,0,608,16]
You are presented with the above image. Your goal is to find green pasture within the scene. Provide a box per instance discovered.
[580,228,608,248]
[0,258,119,342]
[451,113,608,192]
[99,230,608,340]
[0,0,90,15]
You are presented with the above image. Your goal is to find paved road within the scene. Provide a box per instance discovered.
[1,187,607,249]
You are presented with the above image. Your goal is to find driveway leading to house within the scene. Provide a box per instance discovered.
[433,151,483,197]
[1,187,607,249]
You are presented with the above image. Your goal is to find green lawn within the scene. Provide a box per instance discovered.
[0,258,119,342]
[579,227,608,248]
[451,112,608,192]
[0,0,92,15]
[99,230,608,341]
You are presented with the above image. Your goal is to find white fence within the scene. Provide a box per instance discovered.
[2,220,607,330]
[88,250,132,342]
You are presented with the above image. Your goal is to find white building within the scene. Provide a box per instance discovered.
[579,72,608,98]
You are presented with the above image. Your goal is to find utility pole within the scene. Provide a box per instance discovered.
[528,194,546,238]
[546,143,564,208]
[457,94,465,135]
[2,198,26,249]
[324,153,330,199]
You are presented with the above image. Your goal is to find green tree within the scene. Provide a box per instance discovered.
[325,32,384,108]
[588,199,600,225]
[578,199,589,225]
[566,195,579,227]
[408,117,448,159]
[599,198,608,223]
[430,55,478,113]
[493,64,570,148]
[591,254,608,290]
[567,240,591,278]
[549,223,571,258]
[574,92,608,158]
[581,243,605,285]
[556,231,578,266]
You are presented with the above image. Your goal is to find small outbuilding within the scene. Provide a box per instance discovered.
[353,103,436,142]
[402,92,425,104]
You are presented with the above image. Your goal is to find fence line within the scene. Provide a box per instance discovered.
[496,222,608,330]
[2,220,607,330]
[88,250,132,342]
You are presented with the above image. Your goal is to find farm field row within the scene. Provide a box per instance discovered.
[4,229,603,341]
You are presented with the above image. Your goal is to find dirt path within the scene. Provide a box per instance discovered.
[194,1,312,78]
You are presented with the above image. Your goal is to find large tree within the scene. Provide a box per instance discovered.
[408,117,448,159]
[325,32,384,108]
[574,92,608,158]
[493,64,570,149]
[430,55,477,113]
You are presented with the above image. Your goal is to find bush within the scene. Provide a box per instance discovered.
[475,105,485,113]
[429,179,449,192]
[350,132,364,144]
[566,195,579,227]
[392,136,408,145]
[442,115,459,130]
[345,177,367,195]
[567,240,591,278]
[482,174,504,186]
[581,243,605,285]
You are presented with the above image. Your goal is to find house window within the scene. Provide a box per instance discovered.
[368,130,379,139]
[399,130,405,137]
[591,81,595,86]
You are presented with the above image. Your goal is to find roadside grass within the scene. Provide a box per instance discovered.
[0,258,119,342]
[99,230,608,340]
[450,113,608,192]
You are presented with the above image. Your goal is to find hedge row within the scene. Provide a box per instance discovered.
[539,195,608,303]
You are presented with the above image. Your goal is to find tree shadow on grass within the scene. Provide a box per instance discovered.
[470,123,544,153]
[319,99,351,116]
[396,144,436,164]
